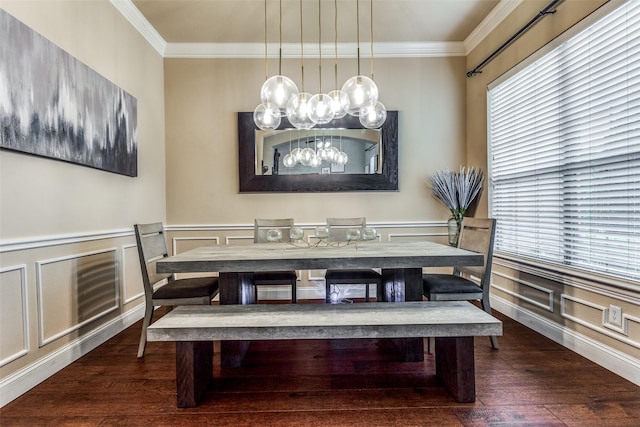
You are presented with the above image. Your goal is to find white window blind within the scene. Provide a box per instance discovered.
[488,1,640,283]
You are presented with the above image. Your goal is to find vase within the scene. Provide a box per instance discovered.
[447,215,462,247]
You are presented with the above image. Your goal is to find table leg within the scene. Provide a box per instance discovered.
[434,336,475,403]
[381,268,424,361]
[176,341,213,408]
[219,272,256,368]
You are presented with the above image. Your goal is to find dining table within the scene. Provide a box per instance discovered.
[156,239,484,366]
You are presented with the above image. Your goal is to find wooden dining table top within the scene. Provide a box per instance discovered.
[156,240,484,274]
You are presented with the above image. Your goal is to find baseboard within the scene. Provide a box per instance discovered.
[0,305,144,407]
[491,296,640,387]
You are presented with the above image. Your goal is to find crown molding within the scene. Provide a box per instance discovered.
[464,0,523,53]
[163,41,466,59]
[110,0,166,56]
[113,0,516,59]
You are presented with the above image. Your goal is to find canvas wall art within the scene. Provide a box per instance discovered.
[0,10,137,177]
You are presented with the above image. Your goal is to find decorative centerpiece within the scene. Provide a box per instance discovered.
[428,166,484,246]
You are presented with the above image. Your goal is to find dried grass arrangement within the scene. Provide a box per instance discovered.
[428,167,484,244]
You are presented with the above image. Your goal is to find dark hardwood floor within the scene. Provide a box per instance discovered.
[2,303,640,426]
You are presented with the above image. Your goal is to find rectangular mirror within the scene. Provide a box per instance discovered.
[256,128,382,176]
[238,111,398,193]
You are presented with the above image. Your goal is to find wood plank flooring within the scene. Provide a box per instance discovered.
[2,305,640,426]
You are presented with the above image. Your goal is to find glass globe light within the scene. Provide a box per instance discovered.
[308,93,335,124]
[261,75,299,110]
[340,75,378,116]
[253,102,281,130]
[290,147,303,163]
[299,147,316,166]
[359,101,387,129]
[325,146,340,162]
[286,92,315,130]
[334,150,348,166]
[309,154,322,167]
[328,89,348,119]
[283,153,296,168]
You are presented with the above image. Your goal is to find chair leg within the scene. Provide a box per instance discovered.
[365,283,370,302]
[326,282,332,303]
[137,303,154,358]
[291,280,297,304]
[480,294,499,350]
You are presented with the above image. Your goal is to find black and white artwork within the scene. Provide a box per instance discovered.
[0,10,137,177]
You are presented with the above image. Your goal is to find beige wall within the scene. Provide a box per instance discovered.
[0,0,165,402]
[164,56,468,225]
[466,0,640,381]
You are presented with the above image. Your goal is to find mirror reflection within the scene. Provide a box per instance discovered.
[256,129,382,176]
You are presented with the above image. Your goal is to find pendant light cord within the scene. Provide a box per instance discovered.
[356,0,361,76]
[334,0,339,89]
[299,0,305,91]
[370,0,374,80]
[264,0,268,81]
[318,0,322,92]
[278,0,283,75]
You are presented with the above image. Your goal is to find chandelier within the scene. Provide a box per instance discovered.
[253,0,386,136]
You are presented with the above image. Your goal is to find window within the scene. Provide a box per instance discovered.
[488,2,640,283]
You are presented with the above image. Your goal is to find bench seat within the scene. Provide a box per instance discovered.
[147,301,502,407]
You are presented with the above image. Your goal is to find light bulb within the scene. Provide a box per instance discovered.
[299,147,316,166]
[328,89,348,119]
[286,92,315,130]
[341,75,378,116]
[359,101,387,129]
[335,151,348,165]
[309,154,322,167]
[308,93,334,124]
[325,146,340,162]
[283,153,296,167]
[291,147,303,163]
[261,75,299,110]
[253,102,281,130]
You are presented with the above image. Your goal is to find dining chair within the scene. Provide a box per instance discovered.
[324,217,382,303]
[423,217,498,349]
[253,218,298,303]
[134,222,219,357]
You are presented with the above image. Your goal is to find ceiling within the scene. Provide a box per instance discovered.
[126,0,509,57]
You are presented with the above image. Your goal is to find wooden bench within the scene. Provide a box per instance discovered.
[147,301,502,407]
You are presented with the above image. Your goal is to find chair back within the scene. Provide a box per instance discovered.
[455,217,496,290]
[134,223,173,295]
[254,218,294,243]
[326,217,366,242]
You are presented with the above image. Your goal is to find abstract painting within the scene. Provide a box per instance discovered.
[0,10,137,177]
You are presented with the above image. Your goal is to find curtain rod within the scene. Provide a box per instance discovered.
[466,0,563,78]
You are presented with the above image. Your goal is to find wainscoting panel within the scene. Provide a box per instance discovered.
[561,294,640,350]
[0,265,29,367]
[492,270,555,312]
[172,236,220,254]
[36,248,119,347]
[122,244,144,306]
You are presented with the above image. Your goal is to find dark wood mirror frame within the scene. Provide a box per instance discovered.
[238,110,398,193]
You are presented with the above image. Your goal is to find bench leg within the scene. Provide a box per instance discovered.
[434,336,475,403]
[381,268,424,361]
[219,272,255,368]
[176,341,213,408]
